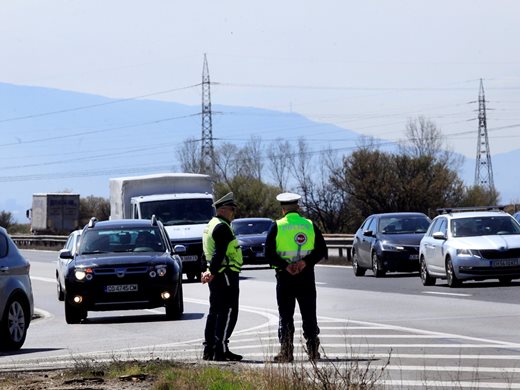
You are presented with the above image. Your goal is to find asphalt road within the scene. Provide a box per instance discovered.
[1,249,520,389]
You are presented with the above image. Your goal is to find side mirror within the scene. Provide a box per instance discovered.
[173,244,186,255]
[432,232,446,240]
[363,230,374,237]
[59,249,73,259]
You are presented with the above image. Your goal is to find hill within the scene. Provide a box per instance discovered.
[0,82,518,222]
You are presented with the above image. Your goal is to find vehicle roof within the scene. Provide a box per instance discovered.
[369,212,429,218]
[85,219,160,229]
[232,217,273,223]
[434,210,511,219]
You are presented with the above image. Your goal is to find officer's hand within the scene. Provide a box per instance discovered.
[201,271,214,284]
[296,260,306,273]
[286,264,298,275]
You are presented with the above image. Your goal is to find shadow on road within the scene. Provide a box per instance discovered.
[81,311,204,324]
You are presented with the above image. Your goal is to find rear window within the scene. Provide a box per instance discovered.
[0,233,7,258]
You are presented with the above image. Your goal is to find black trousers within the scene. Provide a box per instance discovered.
[204,270,240,351]
[276,267,320,344]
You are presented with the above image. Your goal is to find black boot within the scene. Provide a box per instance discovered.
[213,344,227,361]
[224,348,243,361]
[306,337,321,361]
[273,341,294,363]
[202,344,214,361]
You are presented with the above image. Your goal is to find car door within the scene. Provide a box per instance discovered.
[357,216,377,267]
[427,217,448,274]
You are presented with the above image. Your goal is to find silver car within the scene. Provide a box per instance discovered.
[419,207,520,287]
[0,227,34,351]
[56,229,82,301]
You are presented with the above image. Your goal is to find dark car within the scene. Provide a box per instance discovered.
[0,227,34,351]
[351,212,431,277]
[59,217,184,324]
[231,218,274,265]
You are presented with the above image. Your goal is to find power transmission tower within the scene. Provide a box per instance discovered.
[200,53,215,175]
[474,79,495,189]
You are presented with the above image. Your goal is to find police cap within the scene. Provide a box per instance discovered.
[213,192,237,209]
[276,192,301,205]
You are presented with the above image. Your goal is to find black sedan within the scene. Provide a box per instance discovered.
[351,212,431,277]
[59,217,184,324]
[231,218,274,265]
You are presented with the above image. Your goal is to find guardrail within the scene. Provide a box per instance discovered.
[12,233,355,260]
[323,233,354,261]
[11,234,67,249]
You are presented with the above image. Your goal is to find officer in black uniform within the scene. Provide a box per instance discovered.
[265,192,327,363]
[201,192,243,361]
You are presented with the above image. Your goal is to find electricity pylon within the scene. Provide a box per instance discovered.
[200,53,215,175]
[474,79,495,189]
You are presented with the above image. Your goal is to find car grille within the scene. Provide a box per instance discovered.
[480,248,520,260]
[93,266,148,276]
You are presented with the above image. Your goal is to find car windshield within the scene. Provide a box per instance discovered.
[233,220,273,235]
[139,198,214,226]
[451,216,520,237]
[78,227,166,254]
[379,216,430,234]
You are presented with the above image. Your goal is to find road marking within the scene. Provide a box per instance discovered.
[31,276,56,283]
[423,291,472,297]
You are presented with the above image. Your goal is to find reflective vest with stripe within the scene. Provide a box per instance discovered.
[203,217,243,273]
[275,213,315,265]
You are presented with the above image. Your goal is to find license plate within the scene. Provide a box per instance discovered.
[105,284,138,293]
[181,255,198,262]
[409,254,419,260]
[492,259,520,267]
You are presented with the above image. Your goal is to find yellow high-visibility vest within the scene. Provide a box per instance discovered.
[203,217,243,273]
[275,213,315,264]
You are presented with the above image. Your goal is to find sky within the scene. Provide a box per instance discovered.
[1,0,519,158]
[1,1,520,220]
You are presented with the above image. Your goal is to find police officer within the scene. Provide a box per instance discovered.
[265,192,327,363]
[201,192,243,361]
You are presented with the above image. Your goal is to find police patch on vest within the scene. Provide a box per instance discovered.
[294,232,307,245]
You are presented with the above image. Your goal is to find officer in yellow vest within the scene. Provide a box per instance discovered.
[265,192,327,363]
[201,192,243,361]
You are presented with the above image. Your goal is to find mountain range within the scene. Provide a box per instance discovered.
[0,82,518,222]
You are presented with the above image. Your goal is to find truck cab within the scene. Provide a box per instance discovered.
[131,193,215,281]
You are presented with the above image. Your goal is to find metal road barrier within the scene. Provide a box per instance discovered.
[323,234,354,261]
[11,233,355,260]
[11,234,67,249]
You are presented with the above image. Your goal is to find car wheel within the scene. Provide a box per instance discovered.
[498,277,513,285]
[420,256,436,286]
[371,252,386,278]
[166,282,184,320]
[0,295,29,351]
[56,280,64,301]
[64,296,85,324]
[446,257,461,288]
[352,251,366,277]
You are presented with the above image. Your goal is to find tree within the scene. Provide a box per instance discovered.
[214,176,280,220]
[266,138,292,191]
[460,185,500,207]
[179,138,204,173]
[0,210,14,230]
[79,196,110,227]
[331,147,466,228]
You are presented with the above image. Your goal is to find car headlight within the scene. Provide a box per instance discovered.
[149,265,167,278]
[380,241,404,251]
[74,268,93,280]
[456,248,482,258]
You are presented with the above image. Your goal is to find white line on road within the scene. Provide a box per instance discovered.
[422,291,472,297]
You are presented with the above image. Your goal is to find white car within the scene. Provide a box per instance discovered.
[0,227,34,351]
[419,207,520,287]
[56,229,82,301]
